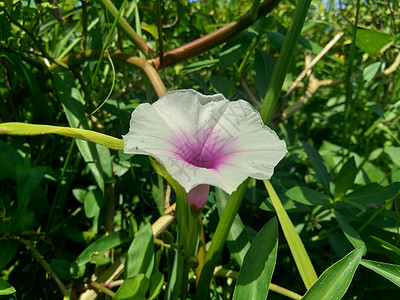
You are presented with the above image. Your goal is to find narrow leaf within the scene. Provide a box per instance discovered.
[302,247,364,300]
[264,180,317,289]
[334,156,357,197]
[344,182,400,205]
[76,232,130,266]
[302,142,330,194]
[233,218,278,300]
[334,210,366,254]
[286,186,331,206]
[0,278,15,295]
[125,223,154,279]
[360,259,400,287]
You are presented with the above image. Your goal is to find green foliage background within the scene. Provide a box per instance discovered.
[0,0,400,299]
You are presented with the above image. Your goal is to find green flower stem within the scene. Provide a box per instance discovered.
[264,180,317,289]
[195,179,249,300]
[98,0,155,58]
[260,0,312,124]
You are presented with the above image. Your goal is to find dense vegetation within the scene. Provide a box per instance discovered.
[0,0,399,299]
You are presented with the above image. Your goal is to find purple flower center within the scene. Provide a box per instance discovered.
[174,133,231,169]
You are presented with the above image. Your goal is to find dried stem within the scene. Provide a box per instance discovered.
[285,31,344,97]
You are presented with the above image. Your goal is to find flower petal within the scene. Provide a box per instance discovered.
[123,89,287,195]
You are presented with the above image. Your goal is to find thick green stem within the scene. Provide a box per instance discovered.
[260,0,312,125]
[195,180,249,300]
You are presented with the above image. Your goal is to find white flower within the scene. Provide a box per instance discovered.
[123,89,287,209]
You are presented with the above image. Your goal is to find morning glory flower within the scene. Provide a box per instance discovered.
[123,89,287,210]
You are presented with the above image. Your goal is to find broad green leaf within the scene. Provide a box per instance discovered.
[302,142,330,195]
[385,147,400,165]
[114,274,149,300]
[148,272,164,300]
[356,29,394,54]
[125,223,154,279]
[216,188,250,267]
[334,156,357,197]
[0,123,124,150]
[303,247,363,299]
[344,182,400,205]
[16,164,47,210]
[286,186,331,206]
[84,189,105,218]
[219,32,256,71]
[264,180,317,289]
[254,48,274,98]
[232,218,278,300]
[334,210,366,254]
[76,232,130,266]
[0,278,15,296]
[360,259,400,287]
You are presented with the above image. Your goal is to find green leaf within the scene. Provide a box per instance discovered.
[216,188,250,267]
[76,232,130,266]
[148,272,164,300]
[334,210,366,254]
[302,247,364,300]
[356,29,395,54]
[125,223,154,279]
[0,240,19,272]
[114,274,149,300]
[141,24,159,40]
[370,236,400,260]
[264,180,317,289]
[16,164,47,210]
[302,142,330,195]
[0,123,124,150]
[53,70,114,192]
[51,259,73,281]
[0,277,16,296]
[254,48,274,98]
[360,259,400,287]
[0,140,24,181]
[286,186,331,206]
[232,218,278,300]
[385,147,400,165]
[344,182,400,205]
[219,32,256,71]
[84,189,105,218]
[362,62,381,82]
[180,59,218,75]
[334,156,357,198]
